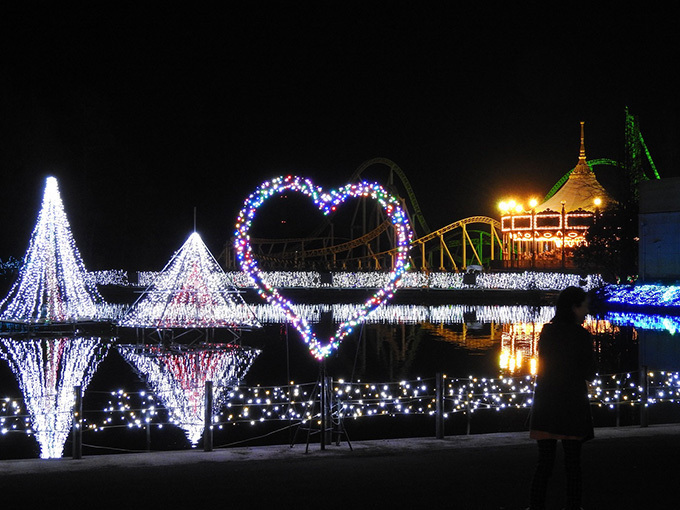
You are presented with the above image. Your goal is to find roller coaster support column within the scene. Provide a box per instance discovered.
[421,242,427,272]
[464,225,469,269]
[439,235,445,271]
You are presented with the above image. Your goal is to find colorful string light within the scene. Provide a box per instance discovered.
[234,176,413,360]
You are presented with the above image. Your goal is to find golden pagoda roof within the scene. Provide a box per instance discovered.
[535,122,615,213]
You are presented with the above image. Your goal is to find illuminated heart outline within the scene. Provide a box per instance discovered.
[234,175,413,360]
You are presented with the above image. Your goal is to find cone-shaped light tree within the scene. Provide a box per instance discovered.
[0,337,108,458]
[0,177,104,322]
[118,344,260,445]
[120,232,258,328]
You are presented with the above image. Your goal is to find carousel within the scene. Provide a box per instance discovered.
[498,122,614,268]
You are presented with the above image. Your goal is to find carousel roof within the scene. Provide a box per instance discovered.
[536,122,615,214]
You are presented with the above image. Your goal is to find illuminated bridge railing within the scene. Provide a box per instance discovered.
[2,370,678,458]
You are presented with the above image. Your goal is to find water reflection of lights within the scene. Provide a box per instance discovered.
[499,319,617,376]
[117,344,260,445]
[248,304,556,325]
[500,323,542,375]
[0,337,107,458]
[605,311,680,335]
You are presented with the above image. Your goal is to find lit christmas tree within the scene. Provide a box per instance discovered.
[120,232,258,328]
[0,337,108,458]
[0,177,104,322]
[118,343,260,445]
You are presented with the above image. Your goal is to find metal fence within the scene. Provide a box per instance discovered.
[1,369,679,459]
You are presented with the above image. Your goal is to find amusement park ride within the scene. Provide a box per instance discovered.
[225,108,660,274]
[0,108,663,457]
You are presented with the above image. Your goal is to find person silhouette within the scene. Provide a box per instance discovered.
[528,286,595,510]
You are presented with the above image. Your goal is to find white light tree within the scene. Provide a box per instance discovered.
[120,232,258,329]
[118,344,260,445]
[0,337,108,458]
[0,177,104,322]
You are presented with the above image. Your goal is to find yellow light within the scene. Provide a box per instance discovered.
[499,201,509,212]
[529,198,538,208]
[594,197,602,206]
[530,358,538,376]
[508,200,516,209]
[514,204,523,213]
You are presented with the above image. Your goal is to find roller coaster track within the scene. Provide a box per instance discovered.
[350,157,432,235]
[544,109,660,202]
[253,220,391,260]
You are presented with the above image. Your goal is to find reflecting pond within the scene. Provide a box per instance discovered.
[2,302,680,459]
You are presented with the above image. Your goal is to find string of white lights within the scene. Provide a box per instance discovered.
[117,344,260,444]
[0,337,107,458]
[120,233,259,328]
[2,370,679,451]
[0,177,105,322]
[132,270,603,291]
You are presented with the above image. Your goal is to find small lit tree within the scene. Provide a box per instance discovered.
[0,177,104,322]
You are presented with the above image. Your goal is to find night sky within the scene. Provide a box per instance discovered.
[1,5,678,271]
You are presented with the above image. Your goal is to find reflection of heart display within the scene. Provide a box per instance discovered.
[234,176,413,360]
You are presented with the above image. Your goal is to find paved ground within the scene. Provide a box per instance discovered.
[1,424,679,509]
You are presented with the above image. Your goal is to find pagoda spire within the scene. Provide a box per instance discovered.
[573,121,591,175]
[579,121,586,161]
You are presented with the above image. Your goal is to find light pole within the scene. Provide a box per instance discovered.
[561,201,566,270]
[593,197,601,225]
[529,198,538,269]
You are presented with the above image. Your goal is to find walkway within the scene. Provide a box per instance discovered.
[1,424,679,509]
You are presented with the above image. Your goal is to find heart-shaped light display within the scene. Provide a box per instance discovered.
[234,176,413,360]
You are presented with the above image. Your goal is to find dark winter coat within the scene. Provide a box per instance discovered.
[530,320,595,440]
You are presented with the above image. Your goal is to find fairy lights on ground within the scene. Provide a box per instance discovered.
[3,370,680,456]
[606,284,680,309]
[117,344,260,444]
[0,177,105,322]
[234,176,413,360]
[0,337,108,458]
[120,232,259,328]
[86,270,129,286]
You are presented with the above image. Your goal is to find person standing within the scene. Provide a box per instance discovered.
[528,286,595,510]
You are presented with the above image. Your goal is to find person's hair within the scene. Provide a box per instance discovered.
[552,286,587,324]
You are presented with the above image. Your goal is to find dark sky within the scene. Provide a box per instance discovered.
[1,4,678,270]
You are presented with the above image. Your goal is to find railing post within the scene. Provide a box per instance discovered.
[72,385,82,460]
[615,377,621,427]
[325,375,333,447]
[435,373,444,439]
[640,367,649,428]
[204,381,213,452]
[320,375,327,450]
[466,376,472,435]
